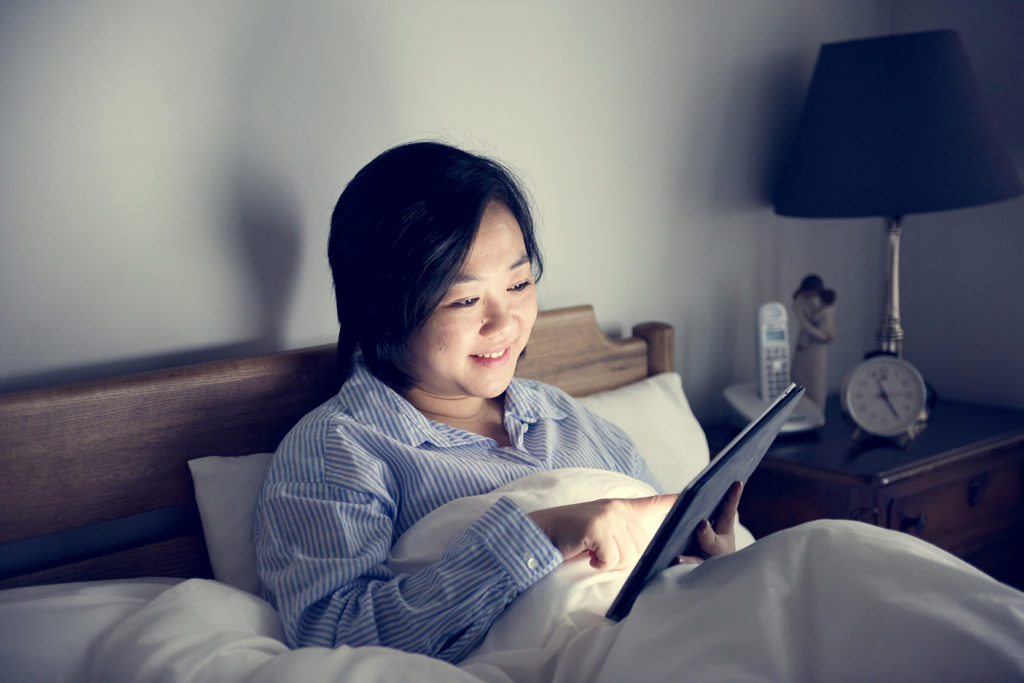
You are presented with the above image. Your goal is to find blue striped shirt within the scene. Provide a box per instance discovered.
[254,358,657,663]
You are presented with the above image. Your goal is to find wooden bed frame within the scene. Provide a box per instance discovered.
[0,305,673,589]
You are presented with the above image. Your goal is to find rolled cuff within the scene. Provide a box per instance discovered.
[467,496,563,590]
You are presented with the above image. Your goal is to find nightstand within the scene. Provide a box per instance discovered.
[720,397,1024,590]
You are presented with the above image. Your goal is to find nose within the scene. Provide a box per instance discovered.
[480,299,514,339]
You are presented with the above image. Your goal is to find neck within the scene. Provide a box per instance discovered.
[407,391,490,422]
[402,389,509,445]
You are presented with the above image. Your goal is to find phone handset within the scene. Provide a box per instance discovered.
[757,302,790,401]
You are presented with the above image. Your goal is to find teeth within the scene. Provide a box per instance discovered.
[474,351,505,359]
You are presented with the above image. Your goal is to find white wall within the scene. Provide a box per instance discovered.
[2,1,1019,420]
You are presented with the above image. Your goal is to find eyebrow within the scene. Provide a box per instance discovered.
[454,254,531,284]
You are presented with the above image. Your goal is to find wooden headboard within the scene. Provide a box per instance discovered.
[0,305,673,588]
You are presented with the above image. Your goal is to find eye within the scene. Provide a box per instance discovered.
[449,297,479,308]
[509,279,532,293]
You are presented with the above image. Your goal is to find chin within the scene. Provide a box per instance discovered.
[477,380,513,399]
[474,371,517,399]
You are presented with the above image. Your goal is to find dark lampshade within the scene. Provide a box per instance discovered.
[775,30,1022,218]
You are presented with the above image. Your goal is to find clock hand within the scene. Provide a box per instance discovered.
[875,377,900,418]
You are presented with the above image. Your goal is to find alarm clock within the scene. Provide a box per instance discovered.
[841,355,929,440]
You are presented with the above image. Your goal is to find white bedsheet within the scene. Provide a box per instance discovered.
[4,470,1023,682]
[0,577,181,682]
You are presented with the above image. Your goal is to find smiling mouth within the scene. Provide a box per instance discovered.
[471,347,510,362]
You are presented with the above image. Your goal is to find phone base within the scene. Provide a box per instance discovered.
[724,382,825,433]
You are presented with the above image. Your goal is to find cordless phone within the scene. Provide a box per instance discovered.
[757,302,790,401]
[724,301,820,432]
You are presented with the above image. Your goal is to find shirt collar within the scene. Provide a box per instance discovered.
[338,360,438,447]
[338,358,568,448]
[503,377,569,423]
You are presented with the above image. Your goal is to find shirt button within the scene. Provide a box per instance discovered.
[526,556,539,570]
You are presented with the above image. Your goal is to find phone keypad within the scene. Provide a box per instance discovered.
[764,347,789,398]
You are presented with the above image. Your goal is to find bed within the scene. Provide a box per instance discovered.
[1,304,1022,682]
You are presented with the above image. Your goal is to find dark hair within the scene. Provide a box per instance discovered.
[328,141,543,389]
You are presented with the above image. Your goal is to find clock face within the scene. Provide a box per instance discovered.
[842,356,928,437]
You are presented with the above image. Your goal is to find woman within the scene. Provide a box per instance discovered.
[253,142,739,663]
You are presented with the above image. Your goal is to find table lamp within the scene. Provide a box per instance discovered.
[774,29,1022,358]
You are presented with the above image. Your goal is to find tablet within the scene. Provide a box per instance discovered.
[606,383,805,621]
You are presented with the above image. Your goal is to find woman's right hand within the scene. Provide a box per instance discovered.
[528,495,676,570]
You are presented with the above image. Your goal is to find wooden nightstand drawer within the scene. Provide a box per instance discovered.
[724,398,1024,590]
[889,458,1024,551]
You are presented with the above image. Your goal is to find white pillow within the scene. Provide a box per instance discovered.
[577,372,709,494]
[187,453,273,594]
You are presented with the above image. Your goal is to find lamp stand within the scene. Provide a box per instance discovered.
[877,215,904,356]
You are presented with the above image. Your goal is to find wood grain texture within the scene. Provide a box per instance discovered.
[0,346,339,544]
[517,306,654,395]
[0,305,673,586]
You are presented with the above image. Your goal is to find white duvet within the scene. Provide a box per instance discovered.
[5,469,1023,682]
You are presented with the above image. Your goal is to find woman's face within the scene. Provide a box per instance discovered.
[405,201,538,406]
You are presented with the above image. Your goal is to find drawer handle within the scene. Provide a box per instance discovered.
[968,476,987,507]
[901,514,927,534]
[850,506,881,525]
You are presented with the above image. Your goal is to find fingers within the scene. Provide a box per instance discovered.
[530,496,667,572]
[589,528,629,570]
[696,480,741,558]
[713,481,743,535]
[662,484,748,567]
[694,518,725,556]
[627,493,678,516]
[652,493,679,512]
[589,502,648,570]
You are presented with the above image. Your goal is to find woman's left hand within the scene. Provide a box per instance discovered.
[676,480,743,565]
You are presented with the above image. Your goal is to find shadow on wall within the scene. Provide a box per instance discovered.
[228,159,302,354]
[0,164,303,397]
[0,1,401,397]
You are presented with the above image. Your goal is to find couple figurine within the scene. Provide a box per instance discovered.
[790,274,836,413]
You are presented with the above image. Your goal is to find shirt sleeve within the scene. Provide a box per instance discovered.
[254,444,561,663]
